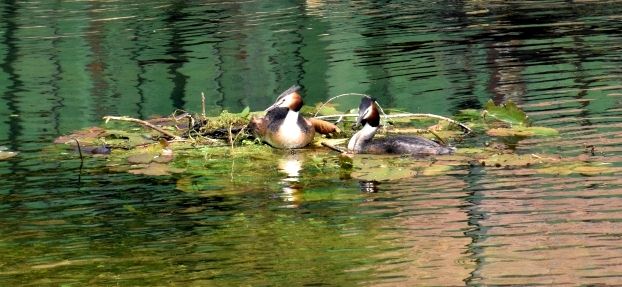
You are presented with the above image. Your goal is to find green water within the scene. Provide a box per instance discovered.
[2,1,622,286]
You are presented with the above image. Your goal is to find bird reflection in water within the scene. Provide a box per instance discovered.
[277,152,304,207]
[359,180,379,193]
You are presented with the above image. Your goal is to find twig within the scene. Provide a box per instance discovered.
[187,129,196,142]
[313,113,357,120]
[172,112,194,131]
[73,138,84,185]
[103,116,182,140]
[228,123,234,148]
[313,93,369,117]
[73,138,84,164]
[232,125,247,145]
[201,92,206,118]
[313,113,472,134]
[321,141,348,154]
[313,93,389,124]
[427,130,447,146]
[394,113,472,133]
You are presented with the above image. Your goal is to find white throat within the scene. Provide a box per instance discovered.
[283,110,299,126]
[347,123,378,152]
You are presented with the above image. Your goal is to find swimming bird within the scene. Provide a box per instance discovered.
[249,85,337,149]
[347,96,455,155]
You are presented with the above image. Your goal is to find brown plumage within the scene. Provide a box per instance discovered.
[249,85,337,149]
[250,116,339,142]
[308,118,340,134]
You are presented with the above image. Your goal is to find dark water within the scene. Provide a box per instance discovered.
[2,0,622,286]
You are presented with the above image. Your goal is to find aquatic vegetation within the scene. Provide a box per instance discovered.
[481,100,559,137]
[48,98,622,186]
[483,99,530,126]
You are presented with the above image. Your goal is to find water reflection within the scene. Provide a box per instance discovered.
[359,180,379,193]
[277,152,303,207]
[359,174,475,286]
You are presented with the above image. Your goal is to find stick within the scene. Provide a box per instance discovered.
[73,138,84,163]
[313,113,357,120]
[228,123,234,148]
[313,93,369,117]
[312,93,470,133]
[103,116,182,140]
[232,125,247,145]
[73,138,84,184]
[313,113,472,133]
[312,92,389,124]
[201,92,206,118]
[321,141,348,154]
[427,130,447,146]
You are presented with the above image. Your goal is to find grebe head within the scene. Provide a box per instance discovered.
[357,96,380,127]
[266,85,304,112]
[348,96,381,152]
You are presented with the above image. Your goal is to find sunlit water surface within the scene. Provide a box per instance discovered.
[2,0,622,286]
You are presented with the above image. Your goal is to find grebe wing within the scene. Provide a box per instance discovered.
[366,136,454,155]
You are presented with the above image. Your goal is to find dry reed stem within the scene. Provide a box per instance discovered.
[321,141,348,154]
[313,113,472,133]
[201,92,206,118]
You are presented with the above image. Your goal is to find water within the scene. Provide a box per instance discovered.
[2,0,622,285]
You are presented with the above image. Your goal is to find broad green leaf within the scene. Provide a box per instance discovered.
[238,106,250,118]
[456,109,481,121]
[483,100,530,126]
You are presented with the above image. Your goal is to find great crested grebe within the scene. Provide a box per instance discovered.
[250,85,338,149]
[347,96,455,155]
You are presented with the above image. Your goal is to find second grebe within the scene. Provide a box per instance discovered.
[347,96,455,155]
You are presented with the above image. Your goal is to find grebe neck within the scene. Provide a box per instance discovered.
[283,110,299,124]
[347,123,378,152]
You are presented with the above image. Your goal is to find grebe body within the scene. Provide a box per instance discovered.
[250,85,315,149]
[348,97,454,155]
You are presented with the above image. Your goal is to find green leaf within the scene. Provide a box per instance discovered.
[239,106,250,118]
[455,109,481,122]
[104,129,153,148]
[483,99,530,126]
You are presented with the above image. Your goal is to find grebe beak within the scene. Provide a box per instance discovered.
[265,101,280,112]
